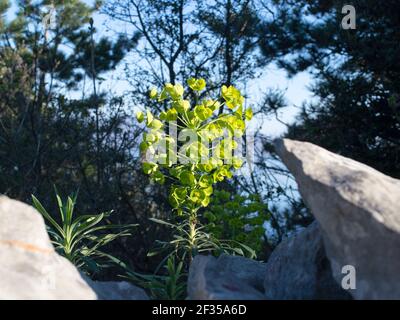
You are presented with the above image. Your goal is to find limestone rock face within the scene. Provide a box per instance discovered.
[275,139,400,299]
[212,254,267,292]
[0,196,96,300]
[0,196,149,300]
[264,221,351,299]
[187,254,266,300]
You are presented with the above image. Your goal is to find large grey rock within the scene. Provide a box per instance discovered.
[187,254,266,300]
[0,196,96,299]
[275,139,400,299]
[264,221,351,299]
[214,254,267,292]
[0,196,148,300]
[85,279,149,300]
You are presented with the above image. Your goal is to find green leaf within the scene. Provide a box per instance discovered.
[72,213,105,238]
[159,88,169,101]
[199,175,213,188]
[213,168,226,182]
[221,85,244,109]
[159,111,167,121]
[144,132,157,143]
[203,186,213,196]
[201,196,210,207]
[232,157,243,169]
[139,141,149,152]
[203,99,220,111]
[164,83,184,100]
[166,108,178,121]
[136,111,144,123]
[194,105,213,121]
[189,189,206,204]
[173,186,187,200]
[245,108,253,121]
[173,100,190,113]
[149,119,163,130]
[187,78,206,91]
[142,162,158,175]
[179,170,196,186]
[149,218,176,228]
[146,110,154,125]
[149,88,158,99]
[55,193,65,223]
[173,83,184,98]
[32,195,65,237]
[168,194,180,208]
[65,196,75,226]
[151,171,165,184]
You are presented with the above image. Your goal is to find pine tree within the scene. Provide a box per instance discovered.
[258,0,400,177]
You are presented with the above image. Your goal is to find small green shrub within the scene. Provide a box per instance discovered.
[123,256,186,300]
[32,191,135,275]
[204,190,270,258]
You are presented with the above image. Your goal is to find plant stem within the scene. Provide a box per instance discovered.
[187,209,197,265]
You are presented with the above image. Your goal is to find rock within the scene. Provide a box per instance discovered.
[84,279,149,300]
[213,254,266,292]
[187,254,266,300]
[264,221,351,299]
[0,196,96,299]
[0,196,148,300]
[275,138,400,299]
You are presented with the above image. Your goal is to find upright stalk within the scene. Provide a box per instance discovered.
[187,209,197,264]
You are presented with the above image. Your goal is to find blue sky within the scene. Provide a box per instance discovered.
[246,66,313,137]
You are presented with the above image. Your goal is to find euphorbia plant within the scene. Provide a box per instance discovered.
[136,78,253,263]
